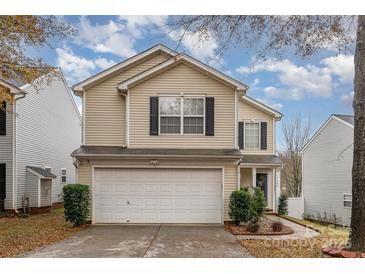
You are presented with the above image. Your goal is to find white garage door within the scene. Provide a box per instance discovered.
[94,168,222,224]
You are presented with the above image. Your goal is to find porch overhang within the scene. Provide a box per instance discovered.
[239,155,283,167]
[71,146,243,159]
[26,166,57,179]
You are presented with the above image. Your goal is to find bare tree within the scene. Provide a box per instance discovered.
[168,15,365,252]
[280,114,312,197]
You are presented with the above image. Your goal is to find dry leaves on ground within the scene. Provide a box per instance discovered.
[240,217,349,258]
[0,209,86,257]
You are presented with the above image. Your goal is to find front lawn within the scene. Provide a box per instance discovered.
[0,208,86,257]
[240,217,349,258]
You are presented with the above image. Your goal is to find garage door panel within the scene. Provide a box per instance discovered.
[94,168,222,223]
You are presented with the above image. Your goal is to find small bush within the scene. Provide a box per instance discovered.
[252,187,266,217]
[229,188,252,225]
[278,194,288,216]
[229,187,266,227]
[271,221,283,232]
[62,184,90,226]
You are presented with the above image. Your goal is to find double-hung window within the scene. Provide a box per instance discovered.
[159,97,181,134]
[61,168,67,183]
[183,98,204,134]
[344,194,352,208]
[159,97,204,134]
[244,122,260,149]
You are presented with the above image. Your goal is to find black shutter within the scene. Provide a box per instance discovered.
[238,122,244,149]
[0,164,5,199]
[205,97,214,136]
[150,97,159,135]
[0,102,6,136]
[261,122,267,150]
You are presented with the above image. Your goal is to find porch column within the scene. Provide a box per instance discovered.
[275,167,281,211]
[252,167,256,188]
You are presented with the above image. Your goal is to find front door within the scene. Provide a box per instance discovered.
[0,164,5,211]
[256,173,268,202]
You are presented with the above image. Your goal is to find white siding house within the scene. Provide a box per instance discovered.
[0,71,81,212]
[301,114,353,226]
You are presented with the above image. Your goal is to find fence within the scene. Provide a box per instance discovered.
[287,197,304,219]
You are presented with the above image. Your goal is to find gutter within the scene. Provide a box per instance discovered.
[72,154,243,159]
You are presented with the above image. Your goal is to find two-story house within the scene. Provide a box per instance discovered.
[0,71,81,213]
[72,44,283,224]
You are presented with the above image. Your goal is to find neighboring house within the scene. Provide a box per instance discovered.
[0,71,81,213]
[71,44,283,224]
[301,114,354,226]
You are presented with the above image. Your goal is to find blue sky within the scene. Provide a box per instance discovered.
[35,16,355,150]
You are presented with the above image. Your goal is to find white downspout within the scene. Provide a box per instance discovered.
[12,92,26,212]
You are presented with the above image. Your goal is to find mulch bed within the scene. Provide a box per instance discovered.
[322,246,365,258]
[225,217,294,235]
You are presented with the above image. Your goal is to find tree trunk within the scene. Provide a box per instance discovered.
[350,15,365,252]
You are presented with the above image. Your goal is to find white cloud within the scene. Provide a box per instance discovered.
[340,91,354,106]
[236,54,355,101]
[118,16,167,38]
[264,86,304,101]
[56,47,116,83]
[56,47,96,83]
[167,27,220,65]
[94,58,116,70]
[256,97,283,111]
[74,16,137,58]
[321,54,354,83]
[237,58,333,99]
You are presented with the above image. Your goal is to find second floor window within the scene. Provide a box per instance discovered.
[159,97,204,134]
[244,122,260,149]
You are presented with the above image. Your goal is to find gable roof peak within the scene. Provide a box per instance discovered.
[73,44,177,94]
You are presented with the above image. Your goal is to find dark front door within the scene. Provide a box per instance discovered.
[0,163,5,211]
[256,173,268,202]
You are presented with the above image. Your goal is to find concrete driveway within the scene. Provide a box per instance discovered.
[21,225,252,258]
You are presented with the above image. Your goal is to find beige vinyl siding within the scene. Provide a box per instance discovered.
[223,165,237,220]
[238,100,274,155]
[84,53,170,146]
[129,62,236,148]
[76,158,238,221]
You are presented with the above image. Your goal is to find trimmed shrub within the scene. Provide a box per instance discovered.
[229,187,266,226]
[229,188,252,225]
[252,187,266,217]
[271,221,283,232]
[62,184,90,226]
[278,194,288,216]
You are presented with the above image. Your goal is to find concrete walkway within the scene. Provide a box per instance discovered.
[235,215,320,240]
[20,225,253,258]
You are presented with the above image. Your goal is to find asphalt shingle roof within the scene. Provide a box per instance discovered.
[27,166,57,178]
[333,114,354,125]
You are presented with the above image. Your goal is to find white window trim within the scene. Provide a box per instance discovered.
[343,193,352,208]
[243,121,261,150]
[158,95,205,135]
[61,168,67,183]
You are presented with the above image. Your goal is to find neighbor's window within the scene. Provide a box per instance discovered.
[244,122,260,149]
[159,97,204,134]
[183,98,204,134]
[61,168,67,183]
[344,194,352,208]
